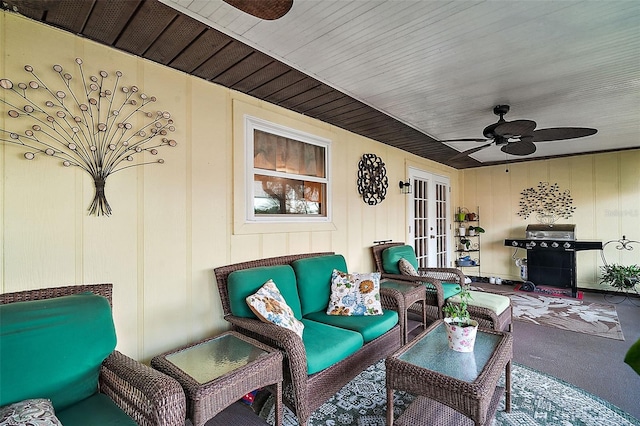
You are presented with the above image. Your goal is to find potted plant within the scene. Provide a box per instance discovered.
[458,223,466,236]
[459,237,472,251]
[467,226,485,236]
[599,264,640,291]
[442,285,478,352]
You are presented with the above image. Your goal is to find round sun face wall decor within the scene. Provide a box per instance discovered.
[357,153,388,205]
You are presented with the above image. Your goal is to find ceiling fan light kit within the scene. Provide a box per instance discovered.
[445,105,597,161]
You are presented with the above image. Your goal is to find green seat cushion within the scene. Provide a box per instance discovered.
[381,246,418,275]
[300,318,363,374]
[448,290,510,315]
[227,265,302,319]
[56,393,137,426]
[291,255,348,316]
[424,281,462,299]
[303,310,398,343]
[0,293,117,411]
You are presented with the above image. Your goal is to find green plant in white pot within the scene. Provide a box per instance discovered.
[467,226,485,236]
[443,285,478,352]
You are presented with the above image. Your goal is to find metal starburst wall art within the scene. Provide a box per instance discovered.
[0,58,177,216]
[517,182,576,225]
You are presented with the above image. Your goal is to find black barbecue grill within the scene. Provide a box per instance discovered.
[505,224,602,298]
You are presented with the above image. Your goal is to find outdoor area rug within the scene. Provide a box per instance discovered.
[470,284,624,341]
[260,359,640,426]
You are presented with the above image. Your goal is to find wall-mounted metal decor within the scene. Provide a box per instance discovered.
[357,153,388,205]
[0,58,178,216]
[517,182,575,225]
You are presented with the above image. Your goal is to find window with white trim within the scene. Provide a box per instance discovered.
[246,116,331,222]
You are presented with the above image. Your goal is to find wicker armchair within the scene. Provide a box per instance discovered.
[214,252,402,426]
[0,284,186,426]
[371,242,512,332]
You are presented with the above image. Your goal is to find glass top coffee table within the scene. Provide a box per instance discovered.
[386,320,512,426]
[151,331,283,426]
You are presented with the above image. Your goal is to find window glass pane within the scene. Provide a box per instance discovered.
[254,175,326,216]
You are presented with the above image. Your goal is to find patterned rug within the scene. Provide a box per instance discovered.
[470,284,625,341]
[260,359,640,426]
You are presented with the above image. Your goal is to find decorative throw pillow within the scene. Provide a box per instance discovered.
[246,279,304,338]
[0,399,62,426]
[327,270,383,316]
[398,258,419,276]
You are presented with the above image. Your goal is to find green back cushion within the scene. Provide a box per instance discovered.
[227,265,302,319]
[382,246,418,274]
[292,254,348,316]
[0,293,117,411]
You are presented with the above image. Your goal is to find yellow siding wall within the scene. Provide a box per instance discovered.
[460,153,640,289]
[0,12,458,361]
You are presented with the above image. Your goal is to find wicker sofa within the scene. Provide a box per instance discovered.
[372,242,513,332]
[214,252,402,426]
[0,284,186,426]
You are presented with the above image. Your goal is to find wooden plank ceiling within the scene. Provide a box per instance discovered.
[2,0,481,169]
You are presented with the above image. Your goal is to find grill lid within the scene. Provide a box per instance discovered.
[526,224,576,241]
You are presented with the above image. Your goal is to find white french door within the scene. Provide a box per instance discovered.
[407,168,451,268]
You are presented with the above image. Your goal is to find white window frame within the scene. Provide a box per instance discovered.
[245,115,332,223]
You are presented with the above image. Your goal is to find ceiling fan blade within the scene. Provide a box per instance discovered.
[501,140,536,156]
[494,120,537,138]
[440,138,489,143]
[531,127,598,142]
[450,142,493,160]
[223,0,293,20]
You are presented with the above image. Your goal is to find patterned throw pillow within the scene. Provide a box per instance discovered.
[0,399,62,426]
[398,258,419,276]
[246,279,304,338]
[327,270,383,316]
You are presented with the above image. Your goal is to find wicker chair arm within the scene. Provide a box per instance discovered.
[100,351,186,426]
[417,267,466,285]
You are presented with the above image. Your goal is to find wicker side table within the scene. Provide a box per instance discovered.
[386,320,512,426]
[151,331,283,426]
[380,279,426,344]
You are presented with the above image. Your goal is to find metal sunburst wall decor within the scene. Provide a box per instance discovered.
[518,182,576,225]
[0,58,178,216]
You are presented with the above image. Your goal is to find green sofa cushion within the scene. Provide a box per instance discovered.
[291,255,348,316]
[227,265,302,319]
[300,318,363,374]
[382,246,419,275]
[0,293,117,411]
[56,393,137,426]
[304,309,398,343]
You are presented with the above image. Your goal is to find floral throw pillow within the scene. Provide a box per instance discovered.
[398,258,419,276]
[0,399,62,426]
[327,270,383,316]
[246,279,304,338]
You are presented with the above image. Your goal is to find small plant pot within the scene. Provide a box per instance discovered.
[444,317,479,352]
[468,229,476,236]
[459,227,466,236]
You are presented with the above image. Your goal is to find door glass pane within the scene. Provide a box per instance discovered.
[413,178,429,268]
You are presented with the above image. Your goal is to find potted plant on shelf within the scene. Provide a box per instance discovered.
[443,285,478,352]
[599,264,640,291]
[467,226,485,236]
[459,237,472,251]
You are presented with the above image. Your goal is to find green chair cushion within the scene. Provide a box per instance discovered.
[291,255,348,316]
[424,281,462,299]
[0,293,117,411]
[303,309,398,343]
[56,393,137,426]
[449,290,510,315]
[300,318,363,374]
[381,246,418,275]
[227,265,302,319]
